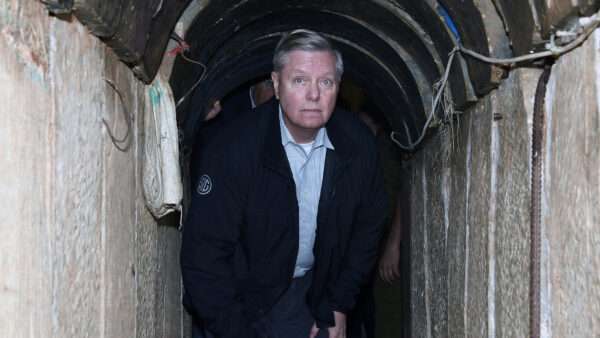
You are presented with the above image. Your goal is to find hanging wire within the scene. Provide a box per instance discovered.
[102,78,133,152]
[169,33,209,108]
[391,47,459,151]
[390,9,600,151]
[458,14,599,66]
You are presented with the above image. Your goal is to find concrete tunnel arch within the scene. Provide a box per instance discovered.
[168,0,502,156]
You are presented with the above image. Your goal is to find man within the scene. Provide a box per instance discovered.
[181,29,387,338]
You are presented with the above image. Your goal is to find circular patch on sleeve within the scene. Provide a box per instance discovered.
[197,174,213,195]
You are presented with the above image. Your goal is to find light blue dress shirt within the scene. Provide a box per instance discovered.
[279,107,334,277]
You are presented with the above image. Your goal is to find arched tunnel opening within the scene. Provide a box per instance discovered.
[161,1,598,337]
[166,2,502,337]
[170,0,490,153]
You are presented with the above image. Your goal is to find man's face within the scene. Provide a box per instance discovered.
[271,50,339,141]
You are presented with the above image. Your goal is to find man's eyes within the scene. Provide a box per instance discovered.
[320,79,334,87]
[293,77,307,84]
[291,77,335,87]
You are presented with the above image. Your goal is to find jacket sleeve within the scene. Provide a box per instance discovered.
[180,150,255,338]
[328,145,388,314]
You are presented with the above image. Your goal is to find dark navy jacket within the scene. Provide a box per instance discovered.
[181,99,388,338]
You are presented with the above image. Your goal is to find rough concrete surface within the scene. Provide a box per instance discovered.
[493,71,532,338]
[464,97,491,338]
[410,157,429,337]
[0,2,186,337]
[446,110,470,338]
[423,133,449,338]
[410,71,539,338]
[542,29,600,337]
[410,32,600,337]
[0,2,53,337]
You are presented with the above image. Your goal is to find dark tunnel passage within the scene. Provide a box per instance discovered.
[160,1,598,337]
[166,2,498,337]
[105,0,597,335]
[169,0,501,156]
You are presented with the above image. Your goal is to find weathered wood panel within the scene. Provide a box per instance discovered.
[446,108,471,337]
[0,2,187,337]
[543,29,600,337]
[493,70,532,338]
[0,2,53,337]
[102,54,138,337]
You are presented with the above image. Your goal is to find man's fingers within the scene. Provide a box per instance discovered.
[309,323,319,338]
[386,268,393,283]
[392,266,401,280]
[381,266,389,283]
[386,267,395,283]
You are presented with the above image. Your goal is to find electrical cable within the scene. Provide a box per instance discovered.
[459,12,600,66]
[390,10,600,151]
[102,78,133,152]
[391,47,459,151]
[169,33,209,108]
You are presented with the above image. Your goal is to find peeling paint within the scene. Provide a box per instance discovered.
[1,26,47,86]
[149,84,163,108]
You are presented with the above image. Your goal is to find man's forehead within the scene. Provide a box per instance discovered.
[288,68,336,77]
[283,51,336,73]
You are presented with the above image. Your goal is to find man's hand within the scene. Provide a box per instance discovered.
[204,100,221,121]
[378,240,401,283]
[309,311,346,338]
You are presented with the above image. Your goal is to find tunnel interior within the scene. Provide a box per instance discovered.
[151,1,596,336]
[165,2,497,336]
[169,0,503,156]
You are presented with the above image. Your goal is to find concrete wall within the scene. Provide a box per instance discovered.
[409,29,600,337]
[0,2,187,337]
[541,29,600,337]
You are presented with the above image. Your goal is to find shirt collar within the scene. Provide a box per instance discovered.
[279,104,334,150]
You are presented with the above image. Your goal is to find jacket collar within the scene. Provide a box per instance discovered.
[262,99,353,177]
[263,100,354,167]
[279,106,334,151]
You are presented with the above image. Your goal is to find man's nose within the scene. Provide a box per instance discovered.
[306,81,320,101]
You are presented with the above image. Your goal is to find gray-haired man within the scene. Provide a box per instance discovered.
[182,29,387,338]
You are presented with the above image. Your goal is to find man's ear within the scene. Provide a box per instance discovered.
[271,72,280,100]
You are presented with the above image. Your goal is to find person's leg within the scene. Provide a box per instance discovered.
[363,282,376,338]
[264,274,314,338]
[347,298,362,337]
[262,272,347,338]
